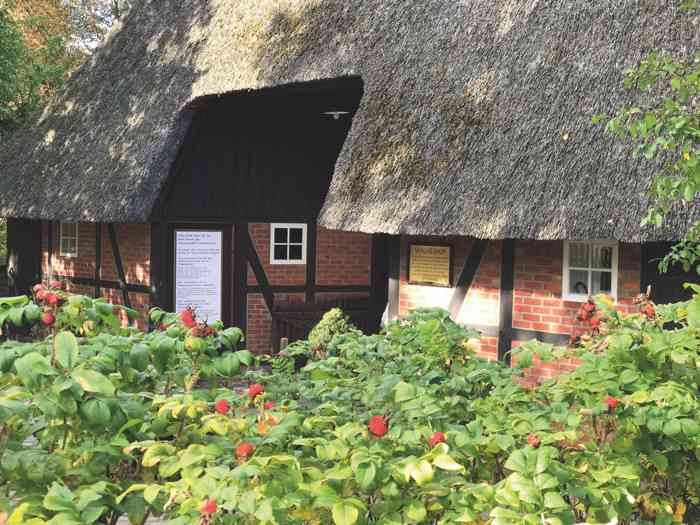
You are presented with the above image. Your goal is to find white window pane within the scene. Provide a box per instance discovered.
[569,270,589,295]
[592,245,613,269]
[591,271,612,294]
[569,242,589,268]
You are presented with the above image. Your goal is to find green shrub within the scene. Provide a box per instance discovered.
[2,286,700,524]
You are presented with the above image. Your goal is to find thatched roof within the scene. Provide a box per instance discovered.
[0,0,697,241]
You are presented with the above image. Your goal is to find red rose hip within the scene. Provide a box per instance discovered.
[41,312,55,326]
[264,401,274,410]
[248,383,264,399]
[527,434,541,449]
[605,395,618,412]
[428,431,446,448]
[368,415,388,437]
[236,442,255,460]
[214,399,230,415]
[200,499,217,515]
[180,308,197,328]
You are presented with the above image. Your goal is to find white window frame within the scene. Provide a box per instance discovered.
[59,222,79,258]
[269,223,307,265]
[562,240,618,302]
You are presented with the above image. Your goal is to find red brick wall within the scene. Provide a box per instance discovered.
[245,225,372,354]
[398,237,642,374]
[41,222,151,324]
[398,237,501,360]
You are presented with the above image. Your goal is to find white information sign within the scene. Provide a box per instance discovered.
[174,230,223,322]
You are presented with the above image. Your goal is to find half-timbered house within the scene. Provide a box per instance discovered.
[0,1,698,364]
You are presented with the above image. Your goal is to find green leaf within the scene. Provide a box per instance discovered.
[408,460,434,486]
[55,331,79,370]
[544,492,568,509]
[72,369,115,397]
[14,352,55,386]
[143,485,161,504]
[687,297,700,328]
[332,502,359,525]
[129,344,150,372]
[394,381,416,402]
[214,353,240,376]
[619,369,638,383]
[355,462,376,490]
[142,443,176,467]
[234,350,253,366]
[504,449,528,475]
[405,501,427,522]
[43,483,75,512]
[534,473,559,490]
[664,419,682,436]
[433,454,464,471]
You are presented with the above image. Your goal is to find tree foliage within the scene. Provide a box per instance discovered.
[600,3,699,273]
[0,2,77,138]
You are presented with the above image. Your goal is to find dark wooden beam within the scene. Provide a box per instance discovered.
[247,284,372,294]
[371,234,390,307]
[149,221,171,311]
[47,221,53,282]
[387,235,401,321]
[107,224,131,308]
[512,328,569,346]
[232,223,248,333]
[242,227,274,314]
[7,218,42,295]
[498,239,516,364]
[464,323,572,346]
[305,221,317,303]
[54,274,150,294]
[448,239,488,319]
[94,223,102,298]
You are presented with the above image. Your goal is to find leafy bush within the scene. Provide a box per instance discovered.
[2,286,700,524]
[307,307,359,353]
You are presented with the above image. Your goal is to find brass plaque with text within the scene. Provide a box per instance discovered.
[408,244,451,286]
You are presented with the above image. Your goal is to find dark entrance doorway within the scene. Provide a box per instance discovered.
[641,242,700,304]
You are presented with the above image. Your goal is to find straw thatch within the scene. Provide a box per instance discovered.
[0,0,697,241]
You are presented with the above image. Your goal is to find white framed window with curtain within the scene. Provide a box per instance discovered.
[59,222,79,257]
[270,223,307,264]
[562,241,618,301]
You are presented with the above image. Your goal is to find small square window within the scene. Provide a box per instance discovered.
[59,222,79,257]
[270,223,307,265]
[563,241,618,301]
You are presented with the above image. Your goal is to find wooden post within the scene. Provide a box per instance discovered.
[448,239,488,319]
[6,218,42,295]
[305,221,317,304]
[94,223,102,298]
[370,234,390,330]
[149,221,170,311]
[498,239,515,365]
[242,229,274,313]
[107,224,131,308]
[47,221,53,282]
[232,222,248,333]
[387,235,401,321]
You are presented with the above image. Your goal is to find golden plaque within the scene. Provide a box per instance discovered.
[408,244,451,286]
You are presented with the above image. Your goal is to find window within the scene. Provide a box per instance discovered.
[270,223,307,264]
[59,222,79,257]
[563,241,618,301]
